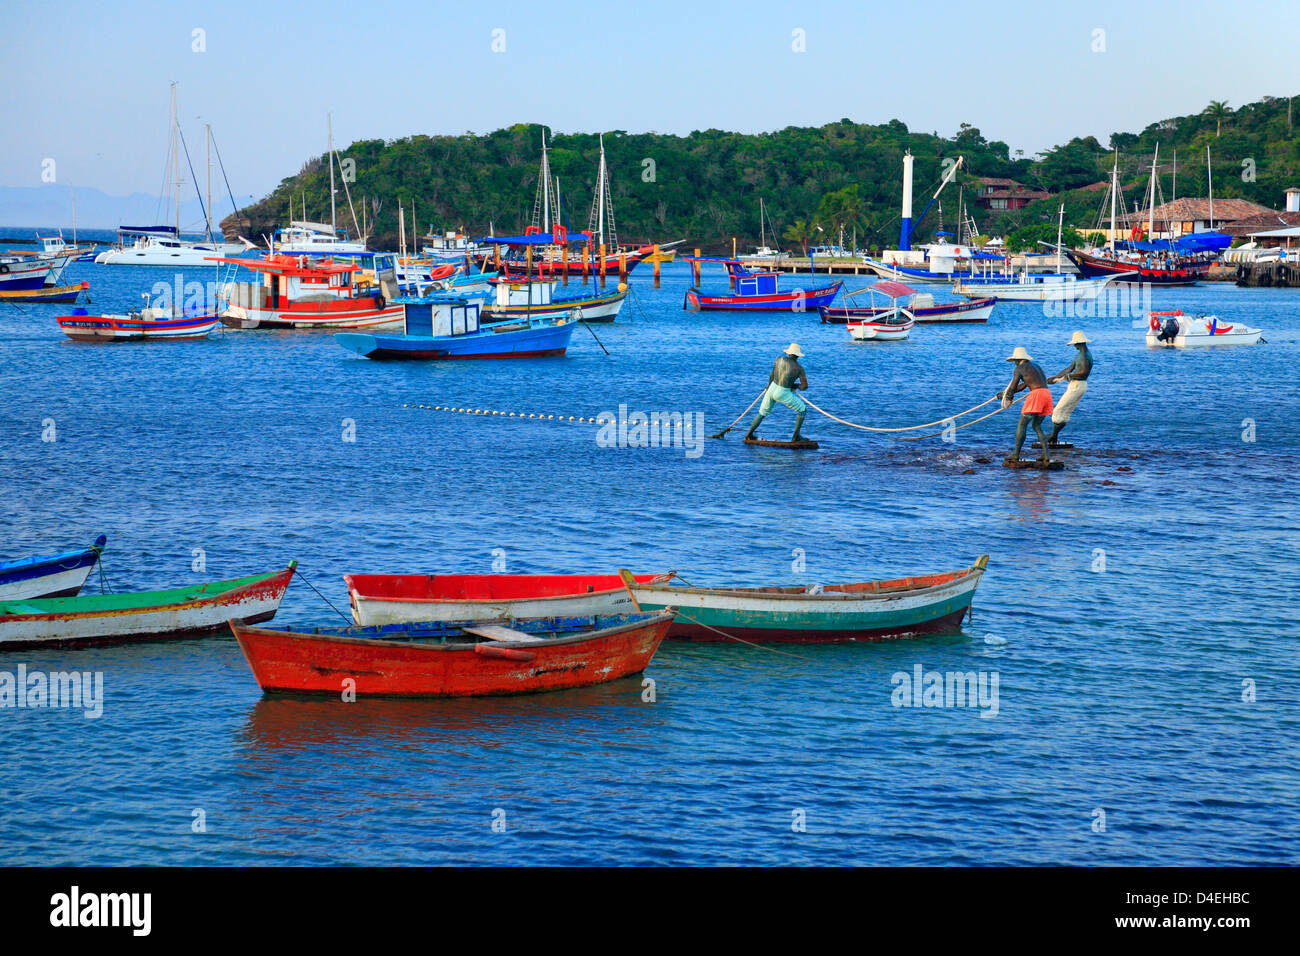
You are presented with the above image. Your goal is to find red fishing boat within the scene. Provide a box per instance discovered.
[232,610,676,698]
[208,253,405,330]
[345,571,673,625]
[1064,247,1210,285]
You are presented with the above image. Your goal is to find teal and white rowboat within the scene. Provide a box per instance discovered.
[618,556,987,643]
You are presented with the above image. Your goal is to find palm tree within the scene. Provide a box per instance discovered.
[1203,100,1231,137]
[783,219,813,256]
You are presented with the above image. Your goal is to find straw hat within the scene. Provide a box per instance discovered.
[1069,330,1090,345]
[1006,346,1033,362]
[785,342,805,357]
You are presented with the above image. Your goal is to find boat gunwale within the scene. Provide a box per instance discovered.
[236,608,678,651]
[631,558,987,604]
[345,571,673,606]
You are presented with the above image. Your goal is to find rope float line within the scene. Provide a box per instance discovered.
[400,403,605,423]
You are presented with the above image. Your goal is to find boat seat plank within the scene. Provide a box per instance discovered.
[460,624,547,643]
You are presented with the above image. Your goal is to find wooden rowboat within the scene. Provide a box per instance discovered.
[618,556,988,643]
[232,610,675,698]
[0,281,89,304]
[344,571,673,626]
[0,534,106,602]
[0,562,295,650]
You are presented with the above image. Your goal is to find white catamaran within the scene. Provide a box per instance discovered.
[97,84,243,266]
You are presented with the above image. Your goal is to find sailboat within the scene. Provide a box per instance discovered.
[737,198,787,261]
[276,114,367,254]
[97,84,244,266]
[1064,146,1211,285]
[485,131,654,277]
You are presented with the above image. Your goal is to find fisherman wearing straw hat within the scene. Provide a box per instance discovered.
[1000,346,1053,462]
[745,343,810,442]
[1046,331,1093,445]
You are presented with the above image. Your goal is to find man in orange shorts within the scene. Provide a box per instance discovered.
[1000,346,1054,463]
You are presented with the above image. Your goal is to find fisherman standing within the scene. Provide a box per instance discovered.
[1001,346,1054,463]
[1046,331,1093,445]
[745,343,809,443]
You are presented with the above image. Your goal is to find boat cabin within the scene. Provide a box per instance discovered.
[403,298,483,337]
[209,254,369,312]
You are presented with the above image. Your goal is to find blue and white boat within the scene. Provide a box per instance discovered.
[334,294,578,360]
[0,535,106,602]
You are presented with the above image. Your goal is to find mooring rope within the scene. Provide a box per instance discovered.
[293,568,353,624]
[708,389,767,439]
[800,393,1001,433]
[888,393,1026,441]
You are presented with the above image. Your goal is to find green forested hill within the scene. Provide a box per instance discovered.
[226,94,1299,253]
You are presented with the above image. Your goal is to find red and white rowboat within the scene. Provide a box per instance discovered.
[344,571,673,626]
[56,308,219,341]
[232,610,676,698]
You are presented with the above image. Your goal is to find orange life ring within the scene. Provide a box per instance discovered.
[553,224,567,245]
[524,225,541,236]
[1149,314,1160,332]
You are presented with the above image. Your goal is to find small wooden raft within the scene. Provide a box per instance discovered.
[1031,441,1074,450]
[1002,457,1064,471]
[744,437,819,450]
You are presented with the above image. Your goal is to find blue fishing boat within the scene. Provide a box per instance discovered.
[0,535,106,602]
[334,295,578,360]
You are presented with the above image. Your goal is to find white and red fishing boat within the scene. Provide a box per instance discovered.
[210,253,404,330]
[56,303,219,342]
[344,571,673,627]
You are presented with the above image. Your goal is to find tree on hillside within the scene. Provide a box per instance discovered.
[814,185,866,246]
[783,219,813,256]
[1203,100,1231,137]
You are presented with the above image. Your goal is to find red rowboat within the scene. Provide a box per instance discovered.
[232,610,675,698]
[344,571,673,626]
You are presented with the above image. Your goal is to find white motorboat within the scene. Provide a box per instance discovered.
[1146,310,1262,348]
[952,272,1119,302]
[275,221,367,255]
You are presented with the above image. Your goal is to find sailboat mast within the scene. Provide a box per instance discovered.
[205,123,213,241]
[71,186,77,246]
[1055,203,1064,272]
[597,134,606,247]
[1148,144,1158,238]
[170,82,179,235]
[541,130,551,234]
[1207,145,1214,230]
[328,112,337,235]
[1109,150,1118,252]
[760,197,765,249]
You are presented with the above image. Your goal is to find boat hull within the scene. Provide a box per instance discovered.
[0,565,294,650]
[1065,248,1209,285]
[952,275,1118,301]
[0,282,89,305]
[345,571,672,626]
[684,282,842,311]
[821,297,994,324]
[232,612,674,698]
[482,289,627,324]
[0,258,55,291]
[848,319,913,341]
[335,316,578,360]
[56,312,220,341]
[627,558,986,643]
[221,299,405,330]
[0,537,104,602]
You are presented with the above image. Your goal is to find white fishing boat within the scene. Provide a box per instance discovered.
[848,312,914,340]
[1145,310,1262,348]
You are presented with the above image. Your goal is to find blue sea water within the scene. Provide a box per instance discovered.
[1,237,1297,866]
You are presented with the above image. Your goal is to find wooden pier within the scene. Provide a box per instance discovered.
[1233,260,1300,288]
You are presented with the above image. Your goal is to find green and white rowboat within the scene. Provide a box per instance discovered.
[618,556,987,643]
[0,562,296,650]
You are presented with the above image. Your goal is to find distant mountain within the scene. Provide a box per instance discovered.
[0,184,241,232]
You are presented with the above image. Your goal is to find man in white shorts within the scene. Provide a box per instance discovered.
[1046,331,1093,445]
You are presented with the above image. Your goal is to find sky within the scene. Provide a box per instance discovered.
[2,0,1297,206]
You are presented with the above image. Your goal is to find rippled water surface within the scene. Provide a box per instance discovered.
[1,242,1297,865]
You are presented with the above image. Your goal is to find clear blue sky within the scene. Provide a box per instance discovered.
[2,0,1297,202]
